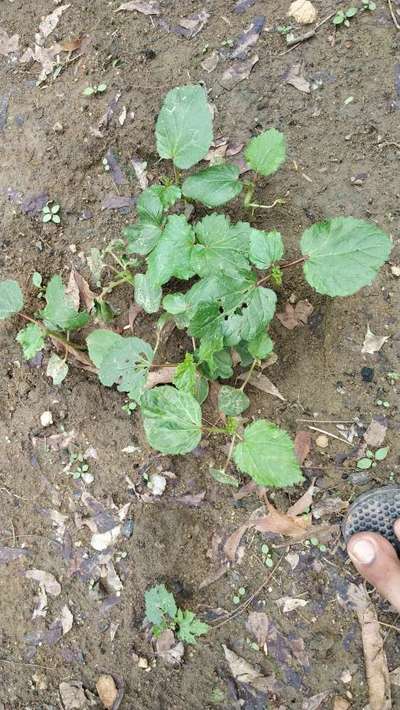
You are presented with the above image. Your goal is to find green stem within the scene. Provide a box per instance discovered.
[98,272,134,300]
[224,433,237,472]
[203,426,231,435]
[18,313,96,371]
[257,255,307,287]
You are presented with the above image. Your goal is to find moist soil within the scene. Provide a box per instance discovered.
[1,1,400,709]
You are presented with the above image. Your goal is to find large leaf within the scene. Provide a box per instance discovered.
[218,385,250,416]
[41,276,89,332]
[245,128,286,177]
[141,385,202,454]
[0,280,23,320]
[86,329,123,368]
[16,323,44,360]
[124,187,164,256]
[249,230,284,270]
[239,287,277,341]
[156,85,213,169]
[147,214,195,286]
[134,273,162,314]
[98,336,154,402]
[182,163,242,207]
[191,214,252,278]
[301,217,392,297]
[233,420,303,487]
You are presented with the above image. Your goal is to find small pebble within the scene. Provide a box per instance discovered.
[52,121,64,133]
[316,434,329,448]
[82,472,94,485]
[148,473,166,496]
[391,265,400,277]
[361,366,374,382]
[40,410,53,427]
[122,519,134,539]
[341,670,352,684]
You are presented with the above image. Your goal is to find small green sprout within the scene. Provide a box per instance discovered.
[42,202,61,225]
[83,83,107,97]
[333,7,358,26]
[144,584,209,645]
[357,446,390,469]
[362,0,376,9]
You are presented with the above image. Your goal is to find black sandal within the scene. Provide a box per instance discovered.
[342,485,400,554]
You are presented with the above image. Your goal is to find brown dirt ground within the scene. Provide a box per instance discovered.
[1,1,400,708]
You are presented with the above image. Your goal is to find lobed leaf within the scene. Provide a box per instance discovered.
[191,214,252,278]
[0,280,23,320]
[233,420,304,487]
[16,323,44,360]
[141,385,202,454]
[147,214,195,286]
[245,128,286,177]
[156,85,213,169]
[301,217,392,297]
[173,353,209,403]
[182,163,242,207]
[176,608,209,644]
[145,584,177,626]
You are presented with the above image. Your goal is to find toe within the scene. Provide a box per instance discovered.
[347,531,400,612]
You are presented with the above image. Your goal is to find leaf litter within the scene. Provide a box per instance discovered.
[237,370,285,401]
[0,29,19,56]
[220,55,259,90]
[361,325,390,354]
[227,16,266,59]
[277,299,313,329]
[176,9,210,39]
[38,5,71,41]
[284,62,311,93]
[115,1,160,14]
[222,644,280,694]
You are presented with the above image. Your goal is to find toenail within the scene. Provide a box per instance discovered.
[350,539,376,564]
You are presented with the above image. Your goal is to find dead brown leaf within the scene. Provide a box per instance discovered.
[223,524,249,562]
[115,1,160,14]
[237,371,285,401]
[287,480,315,516]
[276,596,309,613]
[155,629,184,665]
[222,644,279,693]
[0,29,19,56]
[284,62,310,93]
[201,50,219,73]
[343,583,391,710]
[59,37,84,52]
[361,325,390,354]
[96,675,117,709]
[302,692,330,710]
[246,612,269,646]
[131,158,148,190]
[364,418,387,447]
[333,697,350,710]
[177,9,209,38]
[312,495,348,519]
[25,569,61,596]
[38,5,70,40]
[294,430,312,464]
[68,270,95,312]
[277,300,313,329]
[254,499,311,539]
[220,54,259,90]
[59,680,87,710]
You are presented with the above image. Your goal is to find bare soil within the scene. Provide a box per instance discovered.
[0,1,400,708]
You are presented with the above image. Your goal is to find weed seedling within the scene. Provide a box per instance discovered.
[144,584,209,645]
[357,446,390,469]
[0,84,392,491]
[42,202,61,224]
[333,7,358,26]
[83,83,107,97]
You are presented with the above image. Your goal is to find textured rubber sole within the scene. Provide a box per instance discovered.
[342,485,400,553]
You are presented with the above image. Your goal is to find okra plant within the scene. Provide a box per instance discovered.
[0,85,392,489]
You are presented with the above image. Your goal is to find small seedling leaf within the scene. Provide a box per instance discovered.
[249,230,284,270]
[301,217,392,296]
[41,275,90,331]
[156,84,213,169]
[218,385,250,416]
[32,272,42,288]
[182,163,243,207]
[52,214,61,224]
[97,83,107,92]
[210,468,239,487]
[0,280,24,320]
[16,323,44,360]
[151,184,182,209]
[51,204,60,214]
[141,385,202,454]
[345,7,358,16]
[83,86,95,96]
[233,420,304,487]
[176,609,209,645]
[245,128,286,177]
[375,447,389,461]
[145,584,177,626]
[46,352,69,385]
[356,457,373,469]
[43,213,52,223]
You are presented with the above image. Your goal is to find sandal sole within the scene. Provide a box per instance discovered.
[342,485,400,553]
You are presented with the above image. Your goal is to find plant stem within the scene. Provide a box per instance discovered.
[203,426,231,435]
[239,358,257,391]
[257,255,307,287]
[224,434,237,472]
[98,273,133,300]
[247,197,286,210]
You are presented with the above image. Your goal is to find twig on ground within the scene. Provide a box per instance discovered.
[277,12,335,55]
[388,0,400,29]
[307,425,352,446]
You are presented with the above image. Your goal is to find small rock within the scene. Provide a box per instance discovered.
[341,670,352,684]
[53,121,64,133]
[391,265,400,277]
[361,366,374,382]
[81,472,94,485]
[137,657,149,669]
[96,674,117,709]
[349,471,370,485]
[40,410,53,427]
[148,473,166,496]
[316,434,329,448]
[288,0,317,24]
[122,519,134,538]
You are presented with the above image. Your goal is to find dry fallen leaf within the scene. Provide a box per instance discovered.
[67,270,95,312]
[276,596,309,613]
[38,4,71,40]
[131,158,148,190]
[284,62,310,93]
[229,16,265,59]
[246,612,269,646]
[364,417,387,447]
[302,691,330,710]
[288,0,318,24]
[312,496,348,519]
[277,300,313,329]
[201,50,219,73]
[224,524,249,562]
[91,526,121,551]
[177,9,209,38]
[0,29,19,55]
[61,605,74,635]
[361,325,390,354]
[254,499,311,539]
[333,697,350,710]
[0,547,29,564]
[285,551,300,570]
[237,371,285,401]
[25,569,61,596]
[115,1,160,14]
[287,480,315,516]
[341,583,391,710]
[222,644,279,693]
[155,629,184,665]
[294,430,312,464]
[96,675,118,709]
[59,680,87,710]
[220,54,259,90]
